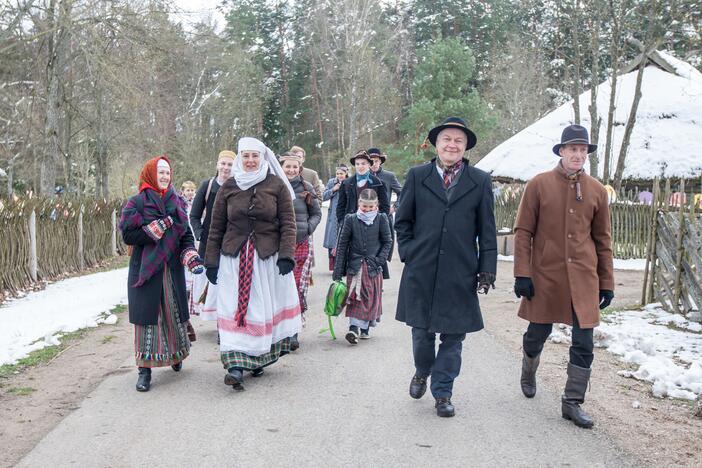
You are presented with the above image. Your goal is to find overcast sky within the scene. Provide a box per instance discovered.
[172,0,227,32]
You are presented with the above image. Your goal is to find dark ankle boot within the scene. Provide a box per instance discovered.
[251,368,264,377]
[224,368,245,391]
[171,362,182,372]
[561,363,594,428]
[435,397,455,417]
[520,351,540,398]
[136,367,151,392]
[409,374,427,399]
[290,333,300,351]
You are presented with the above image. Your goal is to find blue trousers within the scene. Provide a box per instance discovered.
[411,327,466,399]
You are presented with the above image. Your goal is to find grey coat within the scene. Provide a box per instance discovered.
[395,158,497,334]
[333,213,392,280]
[290,176,322,244]
[374,167,403,208]
[323,177,343,250]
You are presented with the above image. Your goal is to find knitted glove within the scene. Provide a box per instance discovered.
[599,289,614,309]
[477,272,496,295]
[206,267,218,285]
[514,277,534,300]
[161,215,174,229]
[181,248,204,274]
[277,258,295,276]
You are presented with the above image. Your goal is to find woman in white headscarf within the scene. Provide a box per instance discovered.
[204,137,301,390]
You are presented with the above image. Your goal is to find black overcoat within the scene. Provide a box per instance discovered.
[122,216,195,326]
[395,158,497,334]
[335,174,390,225]
[333,213,392,280]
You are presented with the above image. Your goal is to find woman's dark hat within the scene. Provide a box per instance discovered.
[552,124,598,156]
[367,148,387,163]
[350,150,373,165]
[426,116,477,149]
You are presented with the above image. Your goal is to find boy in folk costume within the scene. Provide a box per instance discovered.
[333,189,392,344]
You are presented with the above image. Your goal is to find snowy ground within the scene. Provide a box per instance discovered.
[550,304,702,400]
[0,268,128,366]
[498,254,647,271]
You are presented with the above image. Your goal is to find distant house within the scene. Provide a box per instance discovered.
[476,51,702,185]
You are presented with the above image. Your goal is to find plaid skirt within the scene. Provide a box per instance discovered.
[345,261,383,322]
[221,337,293,371]
[293,239,312,313]
[134,267,190,367]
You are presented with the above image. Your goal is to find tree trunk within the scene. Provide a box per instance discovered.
[587,1,601,178]
[602,0,621,185]
[612,54,646,190]
[570,0,582,125]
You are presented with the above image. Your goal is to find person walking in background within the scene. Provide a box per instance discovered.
[322,164,349,271]
[368,148,402,260]
[333,189,391,344]
[119,155,205,392]
[289,145,323,201]
[180,180,197,212]
[513,124,614,429]
[189,150,236,321]
[336,150,390,225]
[280,152,322,350]
[205,137,301,391]
[395,117,497,418]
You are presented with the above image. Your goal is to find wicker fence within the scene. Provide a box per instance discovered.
[0,197,126,298]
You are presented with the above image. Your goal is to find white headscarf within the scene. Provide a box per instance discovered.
[235,137,295,200]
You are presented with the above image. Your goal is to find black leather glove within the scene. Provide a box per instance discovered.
[514,277,534,300]
[277,258,295,276]
[477,272,496,294]
[599,289,614,309]
[206,267,218,285]
[332,274,342,282]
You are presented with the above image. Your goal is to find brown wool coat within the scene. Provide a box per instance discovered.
[513,164,614,328]
[204,173,296,268]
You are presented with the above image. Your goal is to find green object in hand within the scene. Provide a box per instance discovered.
[320,280,349,340]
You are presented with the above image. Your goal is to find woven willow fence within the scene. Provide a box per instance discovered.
[0,198,126,298]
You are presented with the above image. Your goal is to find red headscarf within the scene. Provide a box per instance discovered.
[139,155,171,197]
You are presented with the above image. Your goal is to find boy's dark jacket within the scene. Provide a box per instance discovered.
[333,212,392,281]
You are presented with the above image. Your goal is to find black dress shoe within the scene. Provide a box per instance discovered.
[136,367,151,392]
[251,368,264,377]
[290,334,300,351]
[409,374,427,399]
[224,368,245,391]
[435,397,455,417]
[171,362,182,372]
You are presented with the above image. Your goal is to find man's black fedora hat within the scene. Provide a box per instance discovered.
[427,116,477,150]
[552,124,598,156]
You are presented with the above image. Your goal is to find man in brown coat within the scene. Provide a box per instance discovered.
[513,124,614,429]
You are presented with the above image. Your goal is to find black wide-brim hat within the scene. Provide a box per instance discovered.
[552,124,598,156]
[350,150,373,165]
[427,116,477,150]
[367,147,386,163]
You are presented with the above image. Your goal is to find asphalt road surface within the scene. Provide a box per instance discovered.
[18,213,635,467]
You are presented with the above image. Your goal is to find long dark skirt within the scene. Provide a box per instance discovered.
[134,267,191,367]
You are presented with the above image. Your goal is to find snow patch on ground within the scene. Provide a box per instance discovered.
[0,268,128,366]
[549,304,702,400]
[497,255,647,271]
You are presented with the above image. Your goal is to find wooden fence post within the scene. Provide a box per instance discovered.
[78,207,84,270]
[672,179,686,313]
[111,209,118,256]
[28,209,37,282]
[642,178,659,305]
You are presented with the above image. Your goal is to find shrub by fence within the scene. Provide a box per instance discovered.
[0,197,126,298]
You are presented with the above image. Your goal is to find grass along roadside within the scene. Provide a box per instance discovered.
[0,304,127,384]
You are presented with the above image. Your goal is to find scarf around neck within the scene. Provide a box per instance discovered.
[557,161,584,201]
[234,137,296,199]
[356,208,378,226]
[356,172,370,187]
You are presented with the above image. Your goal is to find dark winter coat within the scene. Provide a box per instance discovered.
[322,177,344,250]
[204,173,296,268]
[290,176,322,243]
[122,209,195,326]
[395,158,497,334]
[189,177,222,257]
[333,213,392,280]
[336,173,390,225]
[373,167,403,208]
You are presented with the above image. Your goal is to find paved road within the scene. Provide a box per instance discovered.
[19,214,635,467]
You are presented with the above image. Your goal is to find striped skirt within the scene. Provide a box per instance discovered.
[345,260,383,322]
[293,239,312,314]
[134,267,190,367]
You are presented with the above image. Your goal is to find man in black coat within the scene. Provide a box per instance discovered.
[395,117,497,418]
[369,148,402,260]
[336,150,390,224]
